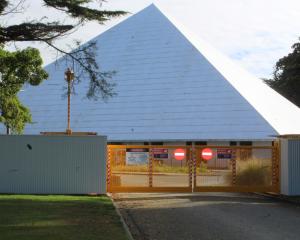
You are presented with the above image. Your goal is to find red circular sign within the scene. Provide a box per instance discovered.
[174,148,185,161]
[201,148,214,161]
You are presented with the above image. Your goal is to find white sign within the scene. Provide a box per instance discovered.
[126,148,149,165]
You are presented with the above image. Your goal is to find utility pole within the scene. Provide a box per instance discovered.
[64,68,74,135]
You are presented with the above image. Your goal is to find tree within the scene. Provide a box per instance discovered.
[0,46,48,134]
[0,96,31,134]
[0,0,127,100]
[265,38,300,107]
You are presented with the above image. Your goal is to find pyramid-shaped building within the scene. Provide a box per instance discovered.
[6,4,300,144]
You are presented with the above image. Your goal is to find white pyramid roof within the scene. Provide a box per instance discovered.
[8,4,300,141]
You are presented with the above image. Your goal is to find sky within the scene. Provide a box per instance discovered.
[3,0,300,79]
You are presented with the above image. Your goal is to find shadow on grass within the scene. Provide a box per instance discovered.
[0,195,129,240]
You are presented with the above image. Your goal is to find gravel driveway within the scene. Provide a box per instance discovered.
[113,192,300,240]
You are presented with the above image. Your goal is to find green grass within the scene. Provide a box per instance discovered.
[0,195,129,240]
[112,164,208,174]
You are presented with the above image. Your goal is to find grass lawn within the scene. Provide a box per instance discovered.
[0,195,129,240]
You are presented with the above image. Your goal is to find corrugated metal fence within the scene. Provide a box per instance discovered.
[280,138,300,195]
[0,135,107,194]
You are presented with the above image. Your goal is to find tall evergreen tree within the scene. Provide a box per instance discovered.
[265,38,300,107]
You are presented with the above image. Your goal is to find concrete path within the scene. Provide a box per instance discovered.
[113,193,300,240]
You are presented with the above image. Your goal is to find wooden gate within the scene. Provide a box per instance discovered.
[107,144,279,193]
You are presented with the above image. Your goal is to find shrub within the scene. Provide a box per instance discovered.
[235,159,271,186]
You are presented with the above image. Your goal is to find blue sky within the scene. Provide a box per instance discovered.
[3,0,300,79]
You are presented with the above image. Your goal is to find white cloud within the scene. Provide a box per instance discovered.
[3,0,300,78]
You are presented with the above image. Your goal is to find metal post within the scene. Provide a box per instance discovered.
[149,148,153,187]
[188,146,193,190]
[193,143,197,191]
[65,68,74,135]
[272,141,280,190]
[107,146,112,191]
[231,149,237,185]
[67,79,71,131]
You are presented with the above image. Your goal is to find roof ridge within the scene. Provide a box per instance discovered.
[153,4,300,135]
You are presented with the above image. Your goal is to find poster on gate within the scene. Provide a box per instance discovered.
[126,148,149,165]
[217,149,232,159]
[153,148,169,159]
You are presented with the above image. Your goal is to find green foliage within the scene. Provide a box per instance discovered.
[0,1,8,13]
[0,47,48,134]
[0,47,48,92]
[0,96,31,134]
[43,0,126,23]
[0,1,127,43]
[265,38,300,107]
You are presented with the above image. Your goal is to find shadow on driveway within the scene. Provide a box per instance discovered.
[113,192,300,240]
